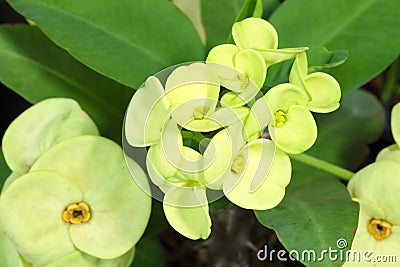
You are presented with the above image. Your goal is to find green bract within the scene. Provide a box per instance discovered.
[207,45,266,101]
[124,63,248,143]
[0,135,151,266]
[345,160,400,266]
[290,52,341,113]
[376,102,400,162]
[124,75,171,147]
[391,102,400,146]
[248,83,317,154]
[0,230,28,267]
[202,121,292,210]
[1,172,19,193]
[2,98,98,175]
[231,18,306,66]
[46,247,136,267]
[207,18,306,108]
[146,120,211,240]
[165,63,247,132]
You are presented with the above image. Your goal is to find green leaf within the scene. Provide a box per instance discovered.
[307,47,348,73]
[202,0,279,51]
[262,0,280,19]
[234,0,263,22]
[202,0,245,51]
[130,238,166,267]
[264,47,347,89]
[308,90,385,170]
[255,162,359,267]
[270,0,400,92]
[0,25,132,142]
[0,149,11,191]
[6,0,205,88]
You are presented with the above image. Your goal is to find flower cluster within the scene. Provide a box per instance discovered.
[124,17,341,240]
[344,102,400,266]
[0,98,151,266]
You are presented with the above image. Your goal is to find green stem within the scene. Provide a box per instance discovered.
[289,153,355,181]
[381,56,400,104]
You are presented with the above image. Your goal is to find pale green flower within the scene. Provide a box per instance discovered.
[124,75,171,147]
[207,17,307,106]
[345,160,400,266]
[146,121,211,240]
[0,136,151,266]
[207,46,266,106]
[45,247,136,267]
[2,98,98,175]
[0,230,135,267]
[1,172,19,193]
[165,62,248,131]
[242,94,273,141]
[376,102,400,162]
[246,83,317,154]
[376,144,400,162]
[125,63,248,143]
[231,18,306,66]
[0,229,30,267]
[202,122,291,210]
[289,52,341,113]
[391,102,400,145]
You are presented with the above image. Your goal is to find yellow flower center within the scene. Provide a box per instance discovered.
[185,179,200,187]
[367,218,392,240]
[62,202,91,224]
[273,110,286,128]
[238,74,249,90]
[231,155,245,174]
[193,106,209,120]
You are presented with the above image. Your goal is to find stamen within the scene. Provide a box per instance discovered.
[238,74,249,90]
[231,156,245,174]
[62,202,91,224]
[367,218,392,240]
[193,106,209,120]
[273,111,286,128]
[186,180,200,187]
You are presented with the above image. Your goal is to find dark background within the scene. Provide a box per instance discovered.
[0,0,30,139]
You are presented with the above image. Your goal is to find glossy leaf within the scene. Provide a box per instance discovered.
[307,47,348,73]
[202,0,279,51]
[255,162,359,267]
[6,0,205,88]
[264,47,347,89]
[270,0,400,92]
[308,90,385,170]
[0,25,132,142]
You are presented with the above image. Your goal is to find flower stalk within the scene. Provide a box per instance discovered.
[289,153,355,180]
